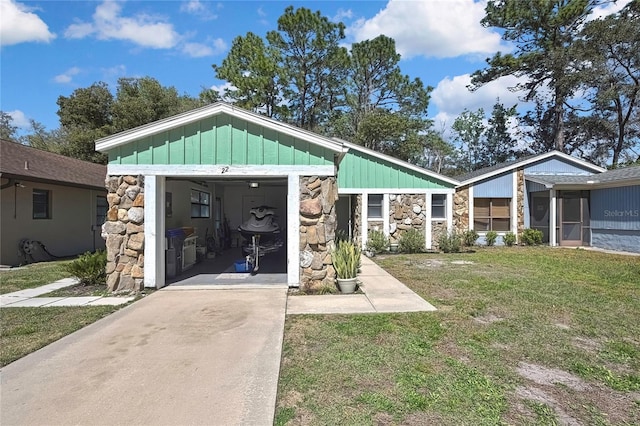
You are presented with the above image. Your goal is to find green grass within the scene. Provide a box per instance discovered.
[276,247,640,425]
[0,306,120,366]
[0,260,73,294]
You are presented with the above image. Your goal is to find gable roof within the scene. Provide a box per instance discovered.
[456,151,606,186]
[527,165,640,188]
[95,102,346,155]
[340,140,459,187]
[0,139,106,190]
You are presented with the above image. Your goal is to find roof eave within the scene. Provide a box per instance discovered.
[457,151,606,187]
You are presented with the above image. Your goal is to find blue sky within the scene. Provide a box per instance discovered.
[1,0,631,137]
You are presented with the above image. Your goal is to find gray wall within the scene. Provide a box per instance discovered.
[590,185,640,253]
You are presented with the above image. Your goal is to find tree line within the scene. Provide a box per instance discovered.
[1,2,638,173]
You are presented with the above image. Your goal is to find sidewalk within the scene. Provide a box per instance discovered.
[0,278,135,308]
[286,255,437,314]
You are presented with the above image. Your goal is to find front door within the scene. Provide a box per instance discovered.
[559,191,589,246]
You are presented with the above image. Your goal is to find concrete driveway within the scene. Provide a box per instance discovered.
[1,288,287,426]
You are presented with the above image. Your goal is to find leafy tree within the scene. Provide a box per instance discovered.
[267,6,349,131]
[19,120,69,154]
[0,111,18,141]
[470,0,609,153]
[212,32,287,118]
[484,100,518,165]
[574,2,640,167]
[112,77,197,132]
[420,130,456,174]
[452,108,485,171]
[56,82,114,163]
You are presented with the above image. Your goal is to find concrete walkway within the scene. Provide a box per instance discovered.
[286,255,437,314]
[0,278,135,307]
[1,288,287,426]
[1,258,435,425]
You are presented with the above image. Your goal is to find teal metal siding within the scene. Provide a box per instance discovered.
[106,113,335,167]
[338,150,452,189]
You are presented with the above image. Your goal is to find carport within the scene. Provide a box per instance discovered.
[96,103,346,291]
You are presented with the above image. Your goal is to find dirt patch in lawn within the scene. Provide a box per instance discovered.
[473,313,505,325]
[514,362,639,424]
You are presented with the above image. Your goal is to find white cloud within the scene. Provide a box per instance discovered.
[589,0,633,20]
[54,67,82,84]
[349,0,510,59]
[7,110,30,128]
[180,0,218,21]
[0,0,55,46]
[183,38,227,58]
[64,0,180,49]
[333,8,353,22]
[431,73,529,117]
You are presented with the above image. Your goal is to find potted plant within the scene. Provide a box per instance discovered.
[332,239,361,294]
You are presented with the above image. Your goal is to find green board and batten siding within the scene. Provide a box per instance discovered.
[338,149,451,189]
[107,114,335,167]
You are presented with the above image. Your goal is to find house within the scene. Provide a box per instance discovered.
[453,151,640,253]
[0,139,108,266]
[94,102,458,292]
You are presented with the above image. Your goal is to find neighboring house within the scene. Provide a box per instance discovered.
[0,139,107,266]
[453,151,640,253]
[94,102,458,292]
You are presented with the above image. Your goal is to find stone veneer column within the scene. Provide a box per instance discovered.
[103,175,145,292]
[517,168,525,235]
[387,194,426,244]
[453,186,469,234]
[352,195,362,246]
[299,176,338,293]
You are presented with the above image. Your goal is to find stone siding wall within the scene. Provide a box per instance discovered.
[431,220,447,250]
[454,186,469,234]
[299,176,338,292]
[388,194,426,243]
[103,175,145,292]
[352,195,362,246]
[517,168,525,237]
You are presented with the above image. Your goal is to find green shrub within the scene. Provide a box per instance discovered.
[503,232,517,247]
[438,231,462,253]
[521,228,543,245]
[485,230,498,246]
[462,229,479,247]
[366,230,389,254]
[64,250,107,286]
[332,240,361,279]
[399,229,425,253]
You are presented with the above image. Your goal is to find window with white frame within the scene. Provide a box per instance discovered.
[474,198,510,231]
[368,194,383,219]
[190,189,210,218]
[432,194,446,218]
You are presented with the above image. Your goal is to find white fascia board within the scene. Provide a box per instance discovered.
[342,141,459,187]
[107,164,336,177]
[338,188,455,195]
[457,151,606,187]
[96,102,344,154]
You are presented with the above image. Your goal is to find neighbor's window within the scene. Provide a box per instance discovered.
[432,194,446,218]
[96,196,108,225]
[191,189,210,218]
[368,194,383,219]
[474,198,510,231]
[33,189,51,219]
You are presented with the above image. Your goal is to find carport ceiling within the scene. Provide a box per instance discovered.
[166,177,287,187]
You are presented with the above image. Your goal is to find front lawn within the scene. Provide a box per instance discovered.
[276,247,640,425]
[0,260,73,294]
[0,306,120,367]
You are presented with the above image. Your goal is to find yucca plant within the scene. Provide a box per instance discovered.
[332,239,361,279]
